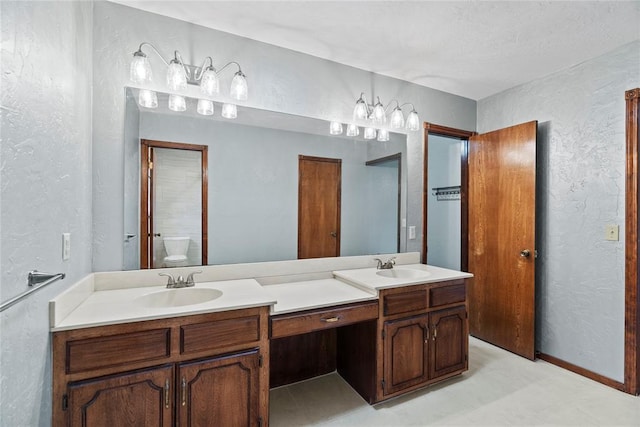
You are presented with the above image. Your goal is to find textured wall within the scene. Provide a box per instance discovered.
[477,41,640,382]
[0,1,93,425]
[92,1,476,271]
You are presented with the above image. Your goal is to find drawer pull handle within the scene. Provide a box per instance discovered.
[321,316,341,323]
[164,379,170,409]
[181,377,187,406]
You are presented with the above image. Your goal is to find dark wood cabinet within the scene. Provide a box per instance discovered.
[383,314,430,395]
[178,350,261,427]
[68,365,173,427]
[429,306,468,379]
[53,307,270,427]
[377,280,469,401]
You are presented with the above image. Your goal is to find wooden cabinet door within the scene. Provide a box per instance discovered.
[178,349,260,427]
[67,365,173,427]
[429,306,468,379]
[383,314,430,395]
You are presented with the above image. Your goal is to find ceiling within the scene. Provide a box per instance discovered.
[113,1,640,100]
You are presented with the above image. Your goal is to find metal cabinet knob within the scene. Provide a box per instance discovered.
[520,249,531,258]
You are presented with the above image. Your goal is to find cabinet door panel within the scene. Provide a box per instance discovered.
[430,306,468,379]
[68,365,173,427]
[179,349,260,427]
[383,314,429,395]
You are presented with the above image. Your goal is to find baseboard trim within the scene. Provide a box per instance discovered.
[537,352,625,392]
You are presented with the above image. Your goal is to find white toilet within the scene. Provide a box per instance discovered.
[162,236,190,267]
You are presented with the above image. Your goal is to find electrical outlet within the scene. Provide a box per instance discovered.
[62,233,71,260]
[409,226,416,240]
[605,224,619,241]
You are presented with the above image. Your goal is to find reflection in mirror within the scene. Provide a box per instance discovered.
[124,88,408,270]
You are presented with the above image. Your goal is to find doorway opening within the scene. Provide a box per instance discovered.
[140,139,208,269]
[366,153,402,253]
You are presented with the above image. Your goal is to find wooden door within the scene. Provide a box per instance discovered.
[383,314,430,395]
[178,350,260,427]
[468,121,537,359]
[429,306,468,379]
[67,365,173,427]
[298,156,341,259]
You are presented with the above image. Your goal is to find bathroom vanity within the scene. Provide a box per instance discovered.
[50,254,471,426]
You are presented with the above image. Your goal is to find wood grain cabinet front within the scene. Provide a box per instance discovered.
[53,307,270,427]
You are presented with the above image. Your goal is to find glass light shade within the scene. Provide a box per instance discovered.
[230,71,248,101]
[168,94,186,112]
[166,60,187,91]
[353,99,368,120]
[406,110,420,131]
[329,121,343,135]
[346,124,359,137]
[200,67,220,96]
[197,99,214,116]
[390,107,405,129]
[221,103,237,119]
[363,127,377,140]
[138,89,158,108]
[130,53,152,84]
[377,129,390,142]
[371,102,386,125]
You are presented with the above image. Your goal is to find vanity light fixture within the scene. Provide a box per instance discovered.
[346,123,359,137]
[353,92,421,132]
[363,127,377,140]
[129,42,247,118]
[377,128,390,142]
[329,121,344,135]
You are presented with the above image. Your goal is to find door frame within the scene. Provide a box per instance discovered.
[366,153,402,253]
[422,123,476,269]
[625,88,640,395]
[140,139,208,269]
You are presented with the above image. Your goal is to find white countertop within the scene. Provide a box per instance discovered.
[333,264,473,290]
[51,279,276,331]
[263,278,377,315]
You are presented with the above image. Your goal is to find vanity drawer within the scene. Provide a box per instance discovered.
[181,315,261,355]
[383,288,428,316]
[66,328,171,374]
[270,301,378,339]
[429,281,466,307]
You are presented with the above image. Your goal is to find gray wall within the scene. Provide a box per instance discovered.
[136,112,404,264]
[92,1,477,271]
[0,1,93,425]
[427,135,461,270]
[477,41,640,382]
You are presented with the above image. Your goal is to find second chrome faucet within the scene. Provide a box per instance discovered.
[159,271,202,288]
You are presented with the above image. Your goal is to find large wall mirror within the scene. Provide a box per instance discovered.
[124,88,408,270]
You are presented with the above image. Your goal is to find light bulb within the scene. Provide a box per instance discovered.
[167,60,187,91]
[364,127,377,140]
[353,98,368,120]
[329,121,343,135]
[377,129,390,142]
[197,99,214,116]
[130,52,152,84]
[371,101,386,125]
[200,67,219,96]
[346,124,359,137]
[230,71,248,101]
[168,94,186,112]
[406,110,420,131]
[221,103,237,119]
[138,89,157,108]
[390,107,405,129]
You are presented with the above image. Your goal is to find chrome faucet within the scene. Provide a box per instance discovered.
[374,257,396,269]
[159,271,202,288]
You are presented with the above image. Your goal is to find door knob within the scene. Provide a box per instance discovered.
[520,249,531,258]
[330,231,337,238]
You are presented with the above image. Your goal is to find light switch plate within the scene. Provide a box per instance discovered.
[62,233,71,260]
[409,226,416,240]
[605,224,619,241]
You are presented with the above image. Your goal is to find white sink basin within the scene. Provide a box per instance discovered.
[376,268,431,279]
[135,288,223,308]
